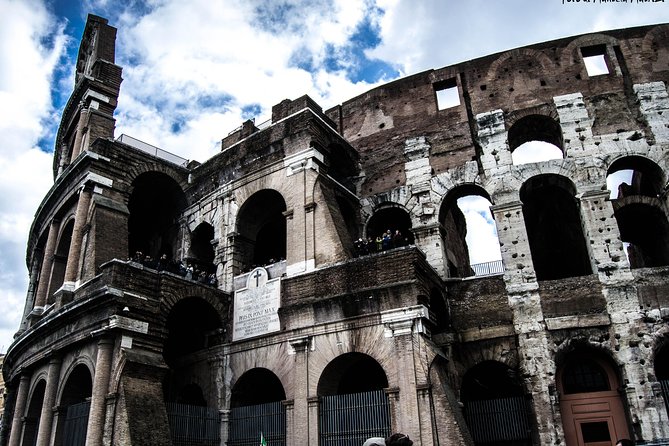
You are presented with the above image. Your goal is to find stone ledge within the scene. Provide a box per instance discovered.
[458,324,515,342]
[545,313,610,331]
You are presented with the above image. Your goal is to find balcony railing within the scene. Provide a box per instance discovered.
[470,260,505,277]
[116,134,188,167]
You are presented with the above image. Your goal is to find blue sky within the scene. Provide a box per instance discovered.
[1,0,668,352]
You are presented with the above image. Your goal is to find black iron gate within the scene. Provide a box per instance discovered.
[62,401,90,446]
[661,380,669,417]
[228,401,286,446]
[463,396,532,445]
[166,402,220,446]
[319,390,391,446]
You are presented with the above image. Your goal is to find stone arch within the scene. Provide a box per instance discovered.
[520,174,592,280]
[234,189,287,272]
[607,155,666,199]
[128,171,187,262]
[556,346,631,446]
[508,114,564,165]
[318,352,389,396]
[47,217,76,299]
[642,25,669,68]
[560,33,621,75]
[364,202,414,251]
[438,184,499,277]
[23,377,47,446]
[230,367,286,408]
[124,161,190,195]
[54,362,93,446]
[486,48,556,84]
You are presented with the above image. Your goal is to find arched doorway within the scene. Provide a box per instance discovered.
[187,222,216,276]
[229,368,287,446]
[54,364,92,446]
[163,297,222,446]
[365,205,414,253]
[317,353,391,445]
[461,361,533,445]
[520,174,592,280]
[558,351,630,446]
[235,190,287,272]
[22,379,46,446]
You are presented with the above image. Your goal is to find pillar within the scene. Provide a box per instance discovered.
[289,337,312,445]
[70,106,89,160]
[35,357,62,446]
[63,183,93,285]
[7,374,30,446]
[490,201,536,287]
[33,219,61,309]
[85,338,114,446]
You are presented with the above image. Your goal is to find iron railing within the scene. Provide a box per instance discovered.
[166,402,220,446]
[661,380,669,419]
[62,401,90,446]
[116,134,188,167]
[228,401,286,446]
[470,260,505,277]
[319,390,391,446]
[463,396,532,444]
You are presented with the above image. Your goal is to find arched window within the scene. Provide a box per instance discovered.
[439,185,501,278]
[520,174,592,280]
[187,222,216,274]
[128,172,187,262]
[607,156,663,199]
[54,364,92,446]
[235,190,287,272]
[23,380,47,446]
[229,368,287,446]
[558,351,630,446]
[461,361,533,445]
[365,205,414,253]
[317,353,391,444]
[508,115,564,165]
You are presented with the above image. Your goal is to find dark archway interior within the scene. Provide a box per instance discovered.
[236,190,287,270]
[336,194,359,252]
[231,368,286,408]
[164,297,222,364]
[174,383,207,406]
[128,172,187,261]
[61,364,93,406]
[366,207,414,245]
[24,380,47,446]
[608,156,664,198]
[461,361,524,401]
[317,353,388,396]
[616,204,669,268]
[430,288,451,332]
[326,143,359,192]
[656,343,669,380]
[188,223,216,273]
[508,114,563,153]
[520,175,592,280]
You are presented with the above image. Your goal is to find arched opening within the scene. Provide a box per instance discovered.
[439,186,502,278]
[54,364,92,446]
[229,368,287,446]
[128,172,187,264]
[429,287,451,333]
[47,219,74,300]
[326,142,359,193]
[615,203,669,268]
[317,353,391,444]
[365,206,414,254]
[520,174,592,280]
[22,379,46,446]
[461,361,533,445]
[235,190,287,272]
[558,350,630,445]
[187,222,216,276]
[508,115,564,165]
[607,156,664,200]
[655,341,669,419]
[164,298,222,446]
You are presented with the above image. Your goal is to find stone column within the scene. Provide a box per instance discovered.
[33,219,61,309]
[289,337,311,445]
[490,201,536,287]
[70,106,89,160]
[8,374,30,446]
[35,357,62,446]
[63,183,93,285]
[85,338,114,446]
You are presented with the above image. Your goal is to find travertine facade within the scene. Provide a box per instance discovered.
[2,14,669,446]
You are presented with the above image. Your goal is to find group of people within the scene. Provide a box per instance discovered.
[354,229,410,257]
[130,251,218,286]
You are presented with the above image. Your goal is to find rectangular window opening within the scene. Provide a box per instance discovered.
[581,45,610,77]
[580,421,611,443]
[434,78,460,110]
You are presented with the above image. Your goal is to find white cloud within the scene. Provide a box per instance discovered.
[0,0,68,352]
[457,196,502,264]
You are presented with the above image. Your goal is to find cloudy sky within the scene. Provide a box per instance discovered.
[1,0,668,352]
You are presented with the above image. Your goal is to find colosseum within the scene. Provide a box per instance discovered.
[2,13,669,446]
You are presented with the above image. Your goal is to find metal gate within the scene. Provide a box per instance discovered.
[166,402,220,446]
[463,396,532,445]
[62,401,90,446]
[228,401,286,446]
[319,390,391,446]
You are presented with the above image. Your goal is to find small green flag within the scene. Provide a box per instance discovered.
[260,432,267,446]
